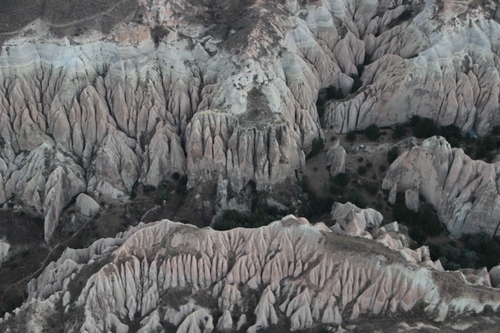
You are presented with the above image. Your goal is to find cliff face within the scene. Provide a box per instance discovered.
[2,214,499,332]
[382,136,500,237]
[2,0,500,241]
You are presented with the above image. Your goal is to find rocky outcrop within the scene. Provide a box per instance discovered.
[2,215,500,332]
[75,193,100,217]
[382,136,500,237]
[325,140,346,176]
[2,0,500,241]
[323,0,500,135]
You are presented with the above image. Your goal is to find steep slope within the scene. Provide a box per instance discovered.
[1,213,499,332]
[2,0,500,241]
[382,136,500,237]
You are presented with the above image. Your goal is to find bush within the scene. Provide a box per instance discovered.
[419,203,442,236]
[392,124,407,139]
[379,164,387,172]
[143,184,156,193]
[410,225,427,244]
[316,98,326,120]
[332,173,349,187]
[367,183,378,195]
[493,126,500,135]
[346,191,367,208]
[350,74,362,93]
[171,172,181,180]
[366,161,373,168]
[482,135,497,151]
[157,182,170,201]
[357,166,367,175]
[329,183,344,195]
[308,138,325,158]
[412,116,438,138]
[440,124,462,143]
[364,124,381,141]
[357,157,364,162]
[326,86,345,100]
[346,131,357,142]
[387,146,399,163]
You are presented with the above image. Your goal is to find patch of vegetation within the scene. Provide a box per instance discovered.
[346,130,357,142]
[308,138,325,159]
[366,161,373,168]
[410,116,438,138]
[364,124,380,141]
[357,166,367,176]
[387,146,399,163]
[350,73,362,93]
[213,201,291,230]
[326,86,345,100]
[392,124,407,139]
[379,164,387,172]
[332,173,349,187]
[316,97,326,121]
[440,124,462,147]
[298,177,336,219]
[345,190,367,208]
[392,200,442,244]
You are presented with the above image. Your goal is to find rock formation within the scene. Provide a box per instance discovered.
[1,213,499,332]
[325,140,346,176]
[382,136,500,237]
[2,0,500,240]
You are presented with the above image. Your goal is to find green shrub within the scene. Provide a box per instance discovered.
[332,173,349,187]
[308,138,325,159]
[367,183,378,195]
[412,116,438,138]
[346,131,357,142]
[350,74,362,93]
[364,124,380,141]
[379,164,387,172]
[357,166,367,175]
[143,184,156,193]
[346,190,367,208]
[316,98,326,120]
[326,86,345,100]
[418,203,442,236]
[171,172,181,180]
[357,157,364,162]
[493,126,500,135]
[366,161,373,168]
[409,225,427,244]
[329,183,345,195]
[440,124,462,143]
[157,183,170,201]
[392,124,407,139]
[387,146,399,163]
[482,135,497,151]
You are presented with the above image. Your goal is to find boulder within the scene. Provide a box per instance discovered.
[75,194,100,217]
[325,140,346,176]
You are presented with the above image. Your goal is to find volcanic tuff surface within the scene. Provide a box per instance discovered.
[2,0,500,240]
[382,136,500,237]
[1,212,500,332]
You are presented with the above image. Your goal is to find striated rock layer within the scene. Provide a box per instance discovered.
[3,0,500,240]
[1,214,500,332]
[382,136,500,237]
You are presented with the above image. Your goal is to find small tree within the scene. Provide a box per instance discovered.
[364,124,380,141]
[392,124,407,139]
[346,130,357,142]
[387,146,399,163]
